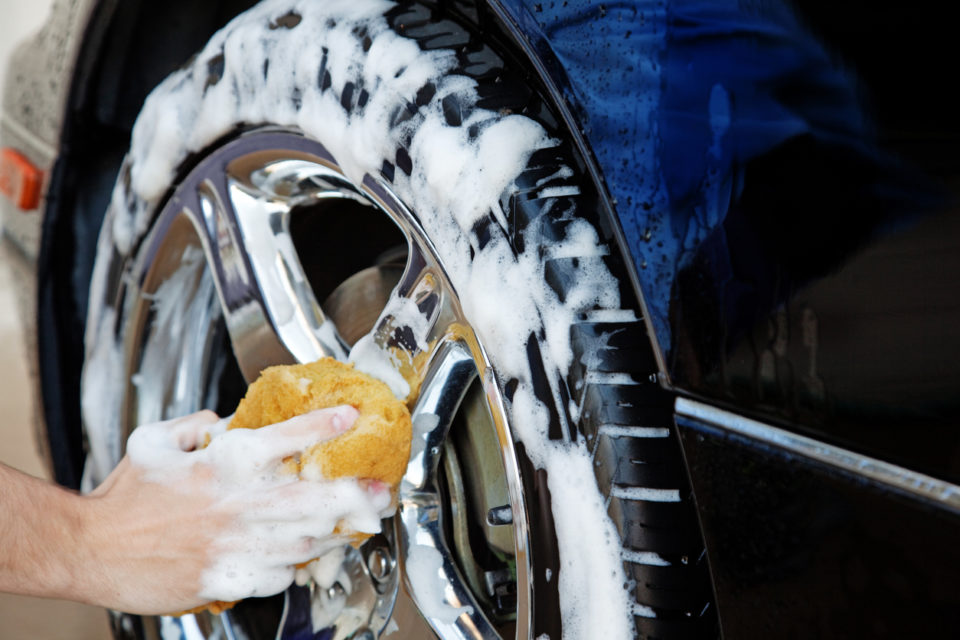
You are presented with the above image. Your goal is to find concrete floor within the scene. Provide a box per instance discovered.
[0,252,111,638]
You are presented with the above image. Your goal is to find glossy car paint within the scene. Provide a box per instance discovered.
[495,0,960,484]
[676,406,960,636]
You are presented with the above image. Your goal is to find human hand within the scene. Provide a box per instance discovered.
[77,407,390,615]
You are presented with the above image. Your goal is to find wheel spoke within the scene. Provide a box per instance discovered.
[349,240,463,403]
[162,140,347,382]
[396,343,502,639]
[404,342,477,491]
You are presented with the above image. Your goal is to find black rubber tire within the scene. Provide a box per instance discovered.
[82,1,718,637]
[388,5,718,636]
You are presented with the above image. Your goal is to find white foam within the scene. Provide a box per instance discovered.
[348,333,411,400]
[405,543,474,624]
[598,425,671,439]
[538,185,580,198]
[80,305,124,492]
[611,486,681,503]
[622,549,671,567]
[158,616,183,640]
[382,617,400,637]
[80,213,130,492]
[535,166,574,188]
[547,445,636,638]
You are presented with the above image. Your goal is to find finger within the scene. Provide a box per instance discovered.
[271,482,388,536]
[211,524,350,567]
[266,534,350,566]
[216,406,358,466]
[263,405,359,443]
[126,413,211,467]
[235,474,391,524]
[168,410,221,451]
[199,558,296,602]
[229,477,367,524]
[358,479,390,494]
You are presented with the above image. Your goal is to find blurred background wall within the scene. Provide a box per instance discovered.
[1,1,112,637]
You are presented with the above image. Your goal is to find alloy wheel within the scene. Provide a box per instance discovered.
[107,128,531,639]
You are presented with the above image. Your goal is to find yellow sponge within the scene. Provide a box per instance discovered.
[228,357,412,486]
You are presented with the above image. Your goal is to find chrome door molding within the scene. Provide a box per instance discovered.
[675,397,960,514]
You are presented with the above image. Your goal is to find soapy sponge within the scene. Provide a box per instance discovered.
[228,357,412,486]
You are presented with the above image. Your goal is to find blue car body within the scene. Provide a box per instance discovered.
[502,0,957,477]
[498,1,960,634]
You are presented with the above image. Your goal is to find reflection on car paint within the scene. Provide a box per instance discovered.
[507,0,960,481]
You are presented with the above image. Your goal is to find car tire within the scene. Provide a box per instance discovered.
[78,0,716,638]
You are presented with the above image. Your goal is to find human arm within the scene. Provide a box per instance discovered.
[0,406,388,614]
[0,459,89,604]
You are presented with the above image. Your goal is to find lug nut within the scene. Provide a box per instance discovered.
[327,582,346,600]
[367,547,392,581]
[484,568,518,615]
[487,505,513,526]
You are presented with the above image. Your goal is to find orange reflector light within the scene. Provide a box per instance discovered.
[0,147,43,211]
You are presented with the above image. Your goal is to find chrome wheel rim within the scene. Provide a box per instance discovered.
[107,129,531,639]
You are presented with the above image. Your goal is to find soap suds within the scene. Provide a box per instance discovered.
[610,485,681,503]
[547,446,639,636]
[159,616,183,640]
[295,547,355,632]
[406,544,474,624]
[80,304,124,492]
[382,617,400,637]
[622,549,670,567]
[348,333,411,400]
[84,0,640,636]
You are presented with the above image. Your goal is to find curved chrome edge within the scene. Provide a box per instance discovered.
[397,343,501,640]
[675,397,960,514]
